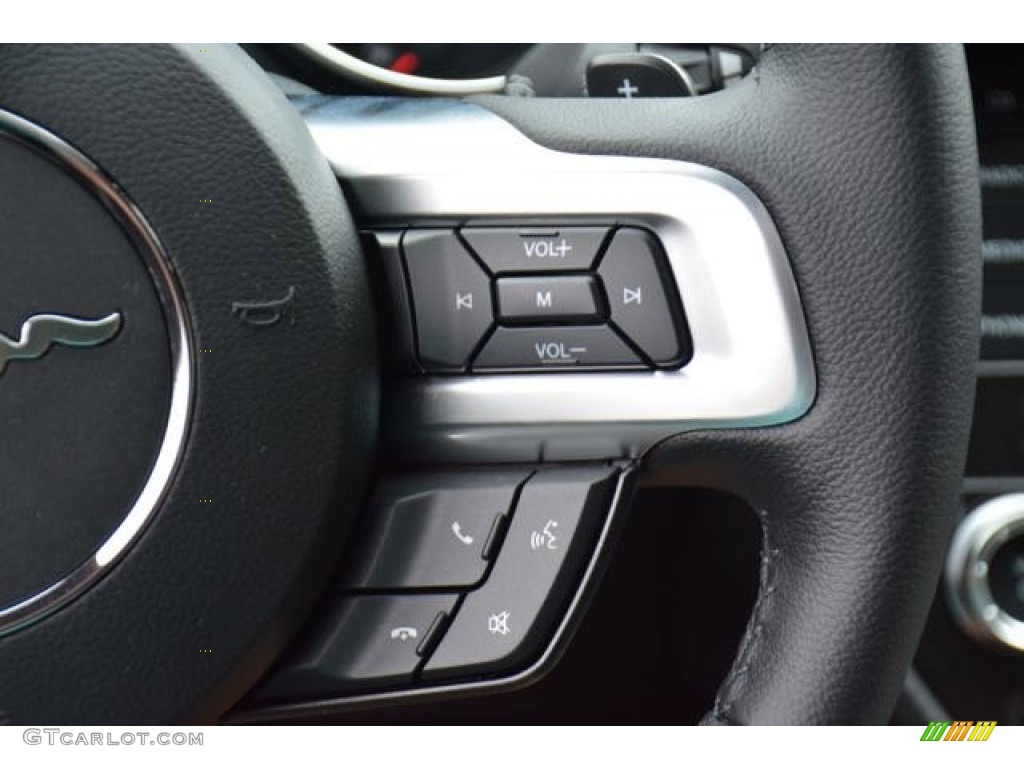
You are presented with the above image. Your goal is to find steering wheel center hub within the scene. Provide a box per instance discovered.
[0,110,189,634]
[0,45,377,723]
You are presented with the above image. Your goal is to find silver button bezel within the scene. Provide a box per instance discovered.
[299,97,816,463]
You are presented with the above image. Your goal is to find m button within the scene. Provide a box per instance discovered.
[496,275,603,324]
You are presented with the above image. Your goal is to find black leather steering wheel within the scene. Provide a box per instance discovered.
[0,44,980,724]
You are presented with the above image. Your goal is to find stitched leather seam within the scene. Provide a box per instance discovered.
[711,506,778,722]
[700,710,742,726]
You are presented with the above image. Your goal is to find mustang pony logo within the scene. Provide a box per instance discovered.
[0,312,122,375]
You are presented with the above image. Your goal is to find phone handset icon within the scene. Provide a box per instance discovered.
[389,626,418,642]
[451,521,474,546]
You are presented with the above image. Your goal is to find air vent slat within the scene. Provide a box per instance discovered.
[983,239,1024,265]
[980,165,1024,187]
[981,166,1024,360]
[982,315,1024,338]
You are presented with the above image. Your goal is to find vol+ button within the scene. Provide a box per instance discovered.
[461,227,608,274]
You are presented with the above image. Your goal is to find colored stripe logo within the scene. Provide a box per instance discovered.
[920,721,996,741]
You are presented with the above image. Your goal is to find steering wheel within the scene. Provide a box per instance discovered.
[0,44,980,724]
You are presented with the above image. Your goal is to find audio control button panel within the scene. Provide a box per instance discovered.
[385,224,691,374]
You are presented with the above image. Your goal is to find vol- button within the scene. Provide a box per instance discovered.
[473,326,644,371]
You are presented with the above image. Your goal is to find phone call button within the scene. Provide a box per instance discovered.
[344,470,528,591]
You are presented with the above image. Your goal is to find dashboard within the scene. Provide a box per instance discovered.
[247,43,759,97]
[334,44,532,79]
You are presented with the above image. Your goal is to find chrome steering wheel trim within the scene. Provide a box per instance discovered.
[0,107,193,637]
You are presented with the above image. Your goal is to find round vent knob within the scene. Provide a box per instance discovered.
[946,494,1024,652]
